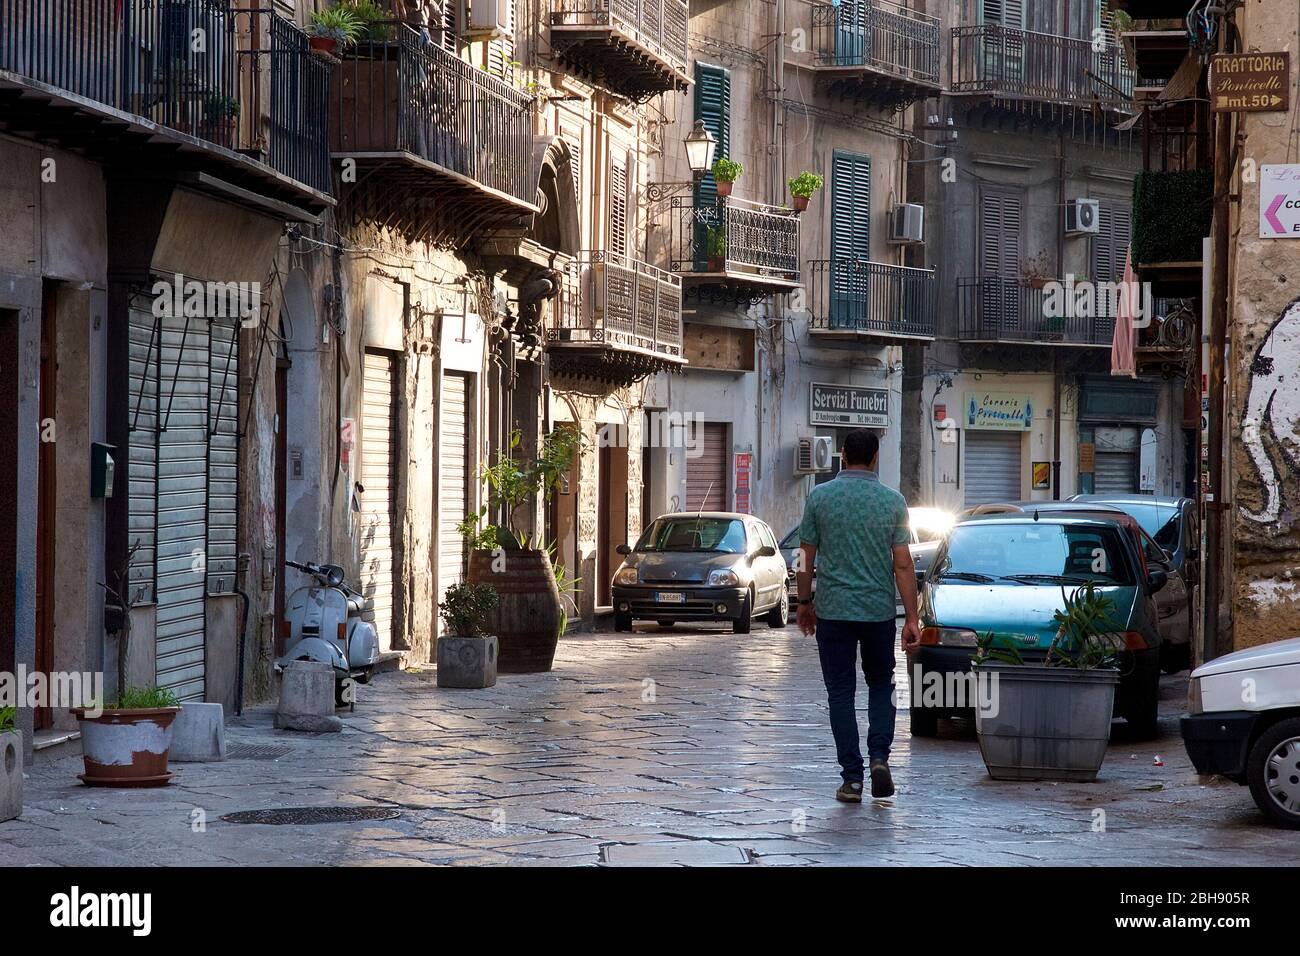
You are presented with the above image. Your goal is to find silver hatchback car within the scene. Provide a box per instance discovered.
[612,512,789,633]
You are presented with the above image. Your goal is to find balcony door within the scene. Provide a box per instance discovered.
[979,0,1025,87]
[978,188,1023,337]
[692,62,730,269]
[835,0,869,66]
[829,150,871,329]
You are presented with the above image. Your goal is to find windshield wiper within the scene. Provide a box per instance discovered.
[999,573,1098,585]
[938,571,997,583]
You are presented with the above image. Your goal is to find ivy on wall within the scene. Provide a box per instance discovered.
[1132,170,1214,265]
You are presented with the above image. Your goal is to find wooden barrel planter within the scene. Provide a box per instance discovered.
[467,548,563,673]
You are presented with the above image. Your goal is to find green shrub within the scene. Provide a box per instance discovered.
[112,686,181,710]
[788,171,824,199]
[711,157,743,184]
[0,706,15,733]
[439,583,499,638]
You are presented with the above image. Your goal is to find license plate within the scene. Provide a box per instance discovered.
[656,592,685,604]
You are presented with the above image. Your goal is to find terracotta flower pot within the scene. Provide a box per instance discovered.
[71,706,181,788]
[715,181,733,197]
[792,195,810,212]
[707,255,725,272]
[309,36,338,56]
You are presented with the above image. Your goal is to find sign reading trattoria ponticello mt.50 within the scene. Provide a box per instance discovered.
[1209,52,1289,113]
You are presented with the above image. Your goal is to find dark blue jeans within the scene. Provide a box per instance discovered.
[815,618,897,782]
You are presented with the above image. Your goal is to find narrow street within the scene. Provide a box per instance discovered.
[4,622,1285,867]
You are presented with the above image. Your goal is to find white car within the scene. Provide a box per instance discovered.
[1182,637,1300,828]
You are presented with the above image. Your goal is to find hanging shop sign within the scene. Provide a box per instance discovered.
[1031,462,1051,490]
[964,392,1033,431]
[1210,52,1289,113]
[1260,165,1300,238]
[734,453,752,515]
[810,382,889,428]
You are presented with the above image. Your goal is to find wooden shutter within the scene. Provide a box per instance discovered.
[981,0,1025,28]
[830,151,871,261]
[609,157,628,256]
[487,0,515,77]
[1092,200,1132,283]
[693,63,731,205]
[979,189,1023,279]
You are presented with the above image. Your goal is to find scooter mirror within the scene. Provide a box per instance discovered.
[326,566,345,588]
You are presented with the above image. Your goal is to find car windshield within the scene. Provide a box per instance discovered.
[938,522,1134,585]
[1099,502,1181,551]
[638,518,747,554]
[909,507,954,542]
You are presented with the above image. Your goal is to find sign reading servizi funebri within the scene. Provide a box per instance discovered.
[810,383,889,427]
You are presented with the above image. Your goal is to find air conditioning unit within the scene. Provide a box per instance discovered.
[795,436,836,475]
[1065,198,1100,235]
[889,203,925,244]
[466,0,511,38]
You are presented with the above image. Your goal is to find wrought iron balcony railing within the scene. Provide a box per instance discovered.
[331,22,535,207]
[550,0,690,99]
[812,0,941,85]
[809,259,937,340]
[0,1,331,195]
[957,277,1115,346]
[951,25,1134,107]
[552,251,685,362]
[669,196,801,282]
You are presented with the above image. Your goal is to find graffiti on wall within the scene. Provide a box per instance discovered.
[1241,296,1300,526]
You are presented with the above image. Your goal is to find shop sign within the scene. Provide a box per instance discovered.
[964,392,1033,431]
[810,383,889,427]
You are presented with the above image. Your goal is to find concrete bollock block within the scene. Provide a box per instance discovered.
[0,731,22,823]
[275,661,343,733]
[169,703,227,762]
[437,635,499,689]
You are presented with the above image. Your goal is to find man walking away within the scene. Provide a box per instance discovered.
[795,429,921,802]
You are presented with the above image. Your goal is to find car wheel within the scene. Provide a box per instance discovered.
[1159,642,1191,675]
[1246,717,1300,829]
[765,592,789,628]
[656,620,675,628]
[614,613,633,632]
[910,707,939,738]
[732,593,752,634]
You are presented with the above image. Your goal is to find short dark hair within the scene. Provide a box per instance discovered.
[841,429,880,467]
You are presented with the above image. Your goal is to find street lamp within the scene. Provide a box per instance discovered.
[646,121,718,202]
[683,120,717,181]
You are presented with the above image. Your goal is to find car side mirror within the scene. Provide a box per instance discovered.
[1148,567,1169,594]
[755,545,777,558]
[616,544,631,556]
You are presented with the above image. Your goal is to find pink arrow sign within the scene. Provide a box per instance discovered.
[1266,193,1287,234]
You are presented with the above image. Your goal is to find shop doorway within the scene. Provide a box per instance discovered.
[963,430,1023,507]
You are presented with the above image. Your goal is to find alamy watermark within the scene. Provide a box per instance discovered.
[1,667,104,717]
[152,272,262,326]
[598,411,707,458]
[1041,275,1153,328]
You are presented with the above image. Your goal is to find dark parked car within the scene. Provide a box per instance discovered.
[1070,495,1197,672]
[612,513,788,633]
[909,514,1169,740]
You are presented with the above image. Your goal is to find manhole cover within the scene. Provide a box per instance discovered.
[226,743,293,760]
[602,842,752,866]
[220,806,401,826]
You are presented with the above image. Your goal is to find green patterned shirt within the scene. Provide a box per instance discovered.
[798,470,910,623]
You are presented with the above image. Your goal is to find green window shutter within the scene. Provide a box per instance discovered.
[693,62,730,204]
[830,151,871,261]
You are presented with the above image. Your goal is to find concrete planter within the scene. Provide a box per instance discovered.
[71,707,180,787]
[437,634,498,689]
[973,663,1119,782]
[0,730,21,823]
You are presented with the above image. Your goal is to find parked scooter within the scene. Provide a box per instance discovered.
[275,560,380,702]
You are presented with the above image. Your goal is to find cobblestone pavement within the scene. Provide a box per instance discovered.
[2,622,1293,866]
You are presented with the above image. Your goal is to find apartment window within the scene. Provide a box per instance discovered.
[1091,200,1132,284]
[830,150,871,261]
[609,158,628,256]
[980,0,1025,29]
[693,62,731,204]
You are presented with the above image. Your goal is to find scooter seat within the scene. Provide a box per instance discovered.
[347,596,373,615]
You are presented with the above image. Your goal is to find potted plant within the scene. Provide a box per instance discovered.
[460,427,585,673]
[787,170,824,212]
[202,93,239,146]
[0,706,21,823]
[71,687,182,787]
[437,582,500,688]
[971,583,1123,782]
[1020,251,1055,290]
[705,226,727,271]
[342,0,395,49]
[711,157,743,197]
[309,6,362,56]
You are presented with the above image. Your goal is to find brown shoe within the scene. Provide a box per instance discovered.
[835,780,863,803]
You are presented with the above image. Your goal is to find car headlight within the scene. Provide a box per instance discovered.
[614,566,639,586]
[1188,677,1203,715]
[707,569,740,587]
[920,626,980,647]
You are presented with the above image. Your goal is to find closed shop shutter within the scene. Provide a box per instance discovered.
[439,372,472,605]
[360,351,399,652]
[963,430,1023,507]
[127,309,160,606]
[686,422,728,511]
[207,319,239,594]
[1094,452,1137,493]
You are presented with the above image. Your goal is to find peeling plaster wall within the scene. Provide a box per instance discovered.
[1226,3,1300,650]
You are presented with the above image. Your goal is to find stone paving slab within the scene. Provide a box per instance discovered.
[1,622,1294,866]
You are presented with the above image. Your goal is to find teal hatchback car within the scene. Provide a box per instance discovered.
[907,514,1168,740]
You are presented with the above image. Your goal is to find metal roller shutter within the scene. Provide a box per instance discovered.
[963,430,1023,507]
[207,319,239,594]
[686,422,728,511]
[1094,452,1137,493]
[360,351,399,652]
[127,308,159,606]
[438,372,471,605]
